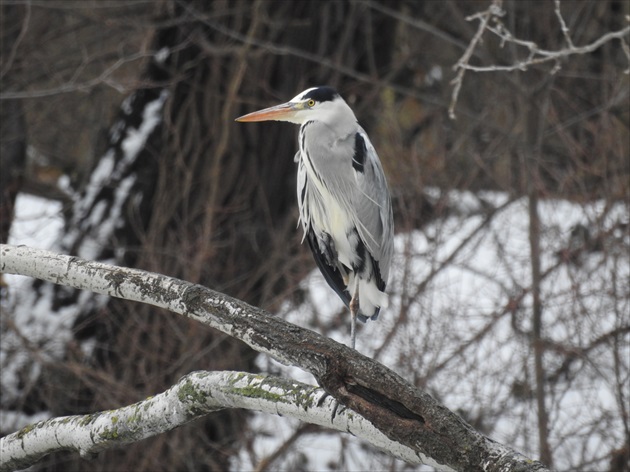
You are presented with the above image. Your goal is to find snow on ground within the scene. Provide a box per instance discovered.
[4,193,64,280]
[1,194,66,429]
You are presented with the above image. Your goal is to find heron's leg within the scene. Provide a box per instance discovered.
[349,286,360,350]
[349,311,357,350]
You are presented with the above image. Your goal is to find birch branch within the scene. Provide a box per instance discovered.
[0,244,550,472]
[0,371,423,472]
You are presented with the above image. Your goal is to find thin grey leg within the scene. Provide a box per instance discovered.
[349,288,359,349]
[349,310,357,349]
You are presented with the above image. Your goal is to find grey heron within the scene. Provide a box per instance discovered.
[236,86,394,349]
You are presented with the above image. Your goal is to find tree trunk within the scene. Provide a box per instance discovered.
[0,5,28,245]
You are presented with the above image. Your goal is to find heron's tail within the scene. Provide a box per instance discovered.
[356,307,380,323]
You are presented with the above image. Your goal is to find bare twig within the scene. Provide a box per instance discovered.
[467,22,630,71]
[554,0,575,49]
[177,1,445,109]
[449,0,504,119]
[0,52,149,99]
[449,0,630,118]
[0,2,32,81]
[0,39,191,100]
[254,424,319,472]
[364,0,469,51]
[1,0,156,8]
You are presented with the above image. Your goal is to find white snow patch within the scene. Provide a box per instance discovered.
[3,194,64,291]
[120,89,168,162]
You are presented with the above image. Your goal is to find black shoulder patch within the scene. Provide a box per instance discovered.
[301,86,339,103]
[352,132,366,173]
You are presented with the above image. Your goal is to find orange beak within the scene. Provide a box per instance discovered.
[235,102,298,123]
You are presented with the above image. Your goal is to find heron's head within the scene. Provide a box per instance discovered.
[235,86,356,128]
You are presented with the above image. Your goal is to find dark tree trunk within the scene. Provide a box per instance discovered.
[0,99,25,246]
[0,6,28,245]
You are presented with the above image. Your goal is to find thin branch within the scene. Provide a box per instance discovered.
[176,0,445,109]
[449,0,630,118]
[1,0,157,8]
[0,44,188,100]
[464,22,630,71]
[374,196,517,361]
[254,423,319,472]
[0,2,32,81]
[554,0,575,49]
[449,0,504,119]
[363,0,469,51]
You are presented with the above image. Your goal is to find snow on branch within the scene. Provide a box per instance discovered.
[449,0,630,118]
[0,244,550,472]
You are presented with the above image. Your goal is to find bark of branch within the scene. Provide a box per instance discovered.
[0,244,550,472]
[0,371,423,472]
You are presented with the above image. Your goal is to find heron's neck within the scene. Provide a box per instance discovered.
[300,116,358,146]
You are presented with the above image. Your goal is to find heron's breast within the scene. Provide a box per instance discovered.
[311,185,355,269]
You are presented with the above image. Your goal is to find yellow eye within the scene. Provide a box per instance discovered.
[307,99,315,107]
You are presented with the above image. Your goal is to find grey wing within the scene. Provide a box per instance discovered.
[356,128,394,270]
[351,127,394,285]
[317,127,393,286]
[297,156,352,306]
